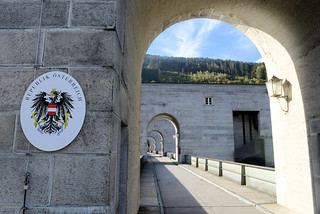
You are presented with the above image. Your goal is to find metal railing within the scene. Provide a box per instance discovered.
[185,155,276,195]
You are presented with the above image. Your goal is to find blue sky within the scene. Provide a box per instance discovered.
[147,19,263,63]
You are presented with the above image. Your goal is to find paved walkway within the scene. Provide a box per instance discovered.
[138,156,161,214]
[139,154,297,214]
[151,155,262,214]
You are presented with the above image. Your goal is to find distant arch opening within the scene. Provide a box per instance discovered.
[147,136,157,154]
[147,113,180,161]
[149,130,164,156]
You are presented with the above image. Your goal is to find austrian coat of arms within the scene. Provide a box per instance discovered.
[31,88,74,135]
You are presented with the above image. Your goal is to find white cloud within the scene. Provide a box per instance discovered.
[256,57,264,63]
[157,19,221,58]
[197,19,219,37]
[147,19,262,62]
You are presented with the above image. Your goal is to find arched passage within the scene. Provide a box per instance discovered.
[126,1,319,213]
[146,140,151,153]
[147,113,180,134]
[149,130,164,156]
[147,113,180,161]
[147,136,157,154]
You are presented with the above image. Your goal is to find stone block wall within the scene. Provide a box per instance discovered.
[0,1,132,213]
[140,84,274,166]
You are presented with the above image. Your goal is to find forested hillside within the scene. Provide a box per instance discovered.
[142,54,266,84]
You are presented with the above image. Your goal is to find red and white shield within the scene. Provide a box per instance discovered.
[48,104,57,116]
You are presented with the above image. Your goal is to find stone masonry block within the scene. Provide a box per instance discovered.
[24,156,52,206]
[0,155,52,207]
[15,111,115,154]
[51,154,110,206]
[71,2,116,28]
[41,1,70,27]
[61,111,114,154]
[0,1,69,28]
[0,112,15,152]
[0,154,25,207]
[25,206,109,214]
[0,68,34,110]
[44,30,115,67]
[70,68,117,111]
[0,208,16,214]
[0,2,40,28]
[0,30,40,65]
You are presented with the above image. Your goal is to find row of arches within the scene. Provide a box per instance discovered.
[129,1,320,213]
[146,113,180,161]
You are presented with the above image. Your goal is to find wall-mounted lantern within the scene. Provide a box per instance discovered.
[281,79,292,101]
[266,76,283,97]
[266,76,292,112]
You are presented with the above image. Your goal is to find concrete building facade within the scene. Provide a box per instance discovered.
[1,1,320,214]
[140,83,274,167]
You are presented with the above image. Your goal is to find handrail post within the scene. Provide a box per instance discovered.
[205,159,208,171]
[219,161,222,177]
[241,165,246,185]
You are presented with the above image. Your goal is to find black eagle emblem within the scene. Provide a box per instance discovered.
[31,89,74,135]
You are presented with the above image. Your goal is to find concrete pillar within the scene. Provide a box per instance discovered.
[153,143,157,154]
[160,141,164,156]
[173,134,180,162]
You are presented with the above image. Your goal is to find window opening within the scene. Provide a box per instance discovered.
[205,97,212,105]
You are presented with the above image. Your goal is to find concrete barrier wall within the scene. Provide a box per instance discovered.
[222,162,243,184]
[198,157,207,171]
[191,156,198,167]
[207,159,221,176]
[188,155,276,195]
[185,155,191,164]
[245,165,276,195]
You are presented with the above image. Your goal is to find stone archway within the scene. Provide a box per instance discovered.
[125,1,320,213]
[146,113,180,161]
[146,140,151,152]
[147,136,157,154]
[149,130,164,156]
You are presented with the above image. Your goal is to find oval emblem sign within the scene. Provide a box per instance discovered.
[20,71,86,151]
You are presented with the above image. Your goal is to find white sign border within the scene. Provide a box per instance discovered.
[20,71,86,152]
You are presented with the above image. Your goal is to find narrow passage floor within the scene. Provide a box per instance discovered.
[142,154,263,214]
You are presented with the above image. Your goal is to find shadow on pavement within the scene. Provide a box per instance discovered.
[151,156,208,214]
